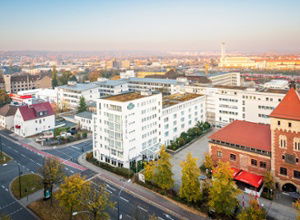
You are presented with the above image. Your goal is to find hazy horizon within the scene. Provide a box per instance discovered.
[1,0,300,52]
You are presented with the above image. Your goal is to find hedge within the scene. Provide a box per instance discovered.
[86,152,134,178]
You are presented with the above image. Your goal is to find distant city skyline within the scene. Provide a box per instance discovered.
[1,0,300,52]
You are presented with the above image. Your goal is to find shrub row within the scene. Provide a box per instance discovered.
[86,152,134,178]
[167,121,211,151]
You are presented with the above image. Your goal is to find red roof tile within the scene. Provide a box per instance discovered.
[209,120,271,151]
[18,102,54,121]
[269,88,300,121]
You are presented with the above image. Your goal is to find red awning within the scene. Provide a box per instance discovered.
[234,170,263,188]
[231,168,240,178]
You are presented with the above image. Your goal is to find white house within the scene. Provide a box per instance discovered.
[0,104,18,130]
[74,111,93,131]
[14,102,55,137]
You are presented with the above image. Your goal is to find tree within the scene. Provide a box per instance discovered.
[77,96,87,113]
[264,171,275,199]
[69,75,77,82]
[55,174,90,220]
[238,198,266,220]
[153,146,174,190]
[41,158,65,206]
[209,161,241,217]
[59,71,72,85]
[179,153,201,203]
[88,71,101,82]
[51,66,58,88]
[144,146,174,190]
[82,184,115,220]
[0,90,11,107]
[203,152,214,176]
[294,199,300,220]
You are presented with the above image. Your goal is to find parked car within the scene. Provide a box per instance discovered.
[68,127,77,135]
[60,132,72,137]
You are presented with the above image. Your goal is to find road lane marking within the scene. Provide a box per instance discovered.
[163,214,174,220]
[70,170,74,174]
[2,163,7,166]
[120,196,129,203]
[21,154,25,157]
[106,184,116,191]
[138,206,148,212]
[106,189,112,194]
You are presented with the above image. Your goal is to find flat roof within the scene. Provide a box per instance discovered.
[58,83,99,91]
[213,85,247,90]
[163,93,203,108]
[93,79,127,87]
[193,72,237,77]
[76,111,93,120]
[102,92,155,102]
[128,77,178,85]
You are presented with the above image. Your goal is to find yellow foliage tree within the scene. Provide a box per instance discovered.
[238,198,266,220]
[209,161,241,217]
[143,146,174,190]
[179,153,201,203]
[203,152,214,171]
[55,174,90,220]
[294,199,300,220]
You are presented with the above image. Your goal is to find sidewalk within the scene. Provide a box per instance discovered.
[78,153,207,220]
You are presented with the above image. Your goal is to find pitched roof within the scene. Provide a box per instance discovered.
[18,102,54,121]
[0,104,18,117]
[269,88,300,121]
[209,120,271,151]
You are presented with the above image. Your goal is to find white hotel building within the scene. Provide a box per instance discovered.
[93,91,206,168]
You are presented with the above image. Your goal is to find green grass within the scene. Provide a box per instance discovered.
[11,174,43,199]
[0,152,11,165]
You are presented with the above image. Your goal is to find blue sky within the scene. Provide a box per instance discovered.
[0,0,299,52]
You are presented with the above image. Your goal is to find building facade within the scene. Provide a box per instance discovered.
[209,87,300,192]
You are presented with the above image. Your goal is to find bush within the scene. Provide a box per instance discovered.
[82,132,87,138]
[75,133,81,140]
[86,153,134,178]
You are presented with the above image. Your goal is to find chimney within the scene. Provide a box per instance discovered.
[289,80,296,89]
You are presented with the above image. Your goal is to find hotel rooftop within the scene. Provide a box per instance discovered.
[102,92,157,102]
[162,93,203,108]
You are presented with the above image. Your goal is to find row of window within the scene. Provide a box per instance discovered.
[277,120,293,128]
[280,167,300,179]
[279,135,300,151]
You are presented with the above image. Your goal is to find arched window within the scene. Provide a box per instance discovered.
[294,138,300,151]
[279,135,287,149]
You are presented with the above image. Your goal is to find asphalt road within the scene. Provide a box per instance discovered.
[0,135,184,220]
[0,133,90,220]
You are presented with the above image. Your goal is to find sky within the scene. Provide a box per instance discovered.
[0,0,300,52]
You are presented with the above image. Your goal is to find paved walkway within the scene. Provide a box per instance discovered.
[78,153,207,220]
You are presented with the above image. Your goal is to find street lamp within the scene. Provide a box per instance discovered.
[117,179,131,220]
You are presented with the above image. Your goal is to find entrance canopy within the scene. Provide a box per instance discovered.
[234,170,263,188]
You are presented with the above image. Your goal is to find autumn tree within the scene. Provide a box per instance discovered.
[294,199,300,220]
[88,71,101,82]
[179,153,201,203]
[264,171,275,199]
[59,71,72,85]
[51,66,58,88]
[238,198,266,220]
[77,96,87,113]
[0,90,11,107]
[55,174,90,220]
[209,161,241,218]
[143,146,174,190]
[41,158,65,205]
[82,184,114,220]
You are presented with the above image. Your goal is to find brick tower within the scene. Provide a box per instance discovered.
[270,85,300,192]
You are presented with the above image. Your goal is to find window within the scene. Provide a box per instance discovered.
[164,132,169,137]
[217,151,222,158]
[277,121,281,126]
[260,161,266,168]
[280,167,287,176]
[251,159,257,166]
[289,122,292,128]
[294,138,300,151]
[279,135,287,148]
[230,154,236,161]
[282,155,285,160]
[294,170,300,179]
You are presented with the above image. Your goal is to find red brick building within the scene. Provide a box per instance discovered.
[209,87,300,192]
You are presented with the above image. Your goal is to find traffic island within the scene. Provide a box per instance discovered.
[28,195,89,220]
[0,152,11,165]
[11,174,43,200]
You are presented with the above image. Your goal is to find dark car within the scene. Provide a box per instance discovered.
[68,127,77,135]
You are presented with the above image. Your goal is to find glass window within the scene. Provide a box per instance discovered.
[260,161,266,168]
[230,154,236,161]
[251,159,257,166]
[280,167,287,176]
[217,151,222,158]
[294,170,300,179]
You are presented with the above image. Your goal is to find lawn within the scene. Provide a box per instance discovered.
[11,174,43,199]
[28,195,89,220]
[0,152,11,165]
